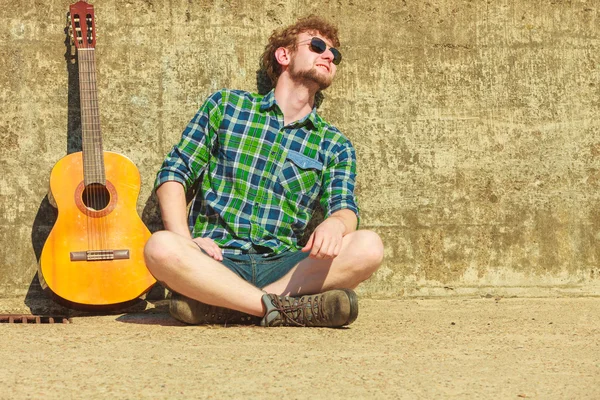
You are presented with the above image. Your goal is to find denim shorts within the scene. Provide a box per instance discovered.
[218,250,310,289]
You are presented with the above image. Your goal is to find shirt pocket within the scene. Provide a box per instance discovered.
[277,150,323,199]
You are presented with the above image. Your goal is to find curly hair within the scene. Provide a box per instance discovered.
[260,15,340,88]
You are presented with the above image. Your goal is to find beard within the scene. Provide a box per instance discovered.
[289,61,333,90]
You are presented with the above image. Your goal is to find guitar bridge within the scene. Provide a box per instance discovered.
[70,249,130,262]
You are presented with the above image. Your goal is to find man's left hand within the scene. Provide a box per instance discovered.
[301,217,347,259]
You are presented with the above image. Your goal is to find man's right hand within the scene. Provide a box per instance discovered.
[192,237,223,261]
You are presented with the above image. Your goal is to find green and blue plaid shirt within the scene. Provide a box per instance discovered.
[155,89,359,255]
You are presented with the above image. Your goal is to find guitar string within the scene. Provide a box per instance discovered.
[84,48,98,253]
[79,47,90,252]
[80,48,95,253]
[91,47,106,255]
[87,47,109,256]
[94,46,112,258]
[89,46,111,258]
[87,48,100,253]
[81,47,106,255]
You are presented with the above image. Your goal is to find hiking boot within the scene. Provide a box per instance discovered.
[260,289,358,327]
[169,291,260,325]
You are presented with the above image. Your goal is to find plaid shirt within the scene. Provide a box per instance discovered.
[155,89,359,255]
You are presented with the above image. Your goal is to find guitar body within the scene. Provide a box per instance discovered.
[40,151,156,305]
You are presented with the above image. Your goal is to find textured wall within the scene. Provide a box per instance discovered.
[0,0,599,310]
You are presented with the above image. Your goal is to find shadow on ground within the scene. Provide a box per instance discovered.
[115,301,184,326]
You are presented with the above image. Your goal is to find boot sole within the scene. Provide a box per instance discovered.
[341,289,359,326]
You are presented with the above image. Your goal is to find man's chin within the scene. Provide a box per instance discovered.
[306,73,333,91]
[292,69,333,91]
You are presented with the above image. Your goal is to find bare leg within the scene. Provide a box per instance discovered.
[263,230,384,296]
[143,231,265,317]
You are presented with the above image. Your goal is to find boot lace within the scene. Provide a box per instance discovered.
[267,294,327,326]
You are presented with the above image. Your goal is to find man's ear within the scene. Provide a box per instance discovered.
[274,47,292,67]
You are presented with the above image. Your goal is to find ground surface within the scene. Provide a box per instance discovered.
[1,297,599,399]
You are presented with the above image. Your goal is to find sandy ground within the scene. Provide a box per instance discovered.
[1,297,599,399]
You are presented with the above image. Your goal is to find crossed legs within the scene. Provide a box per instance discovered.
[143,230,384,318]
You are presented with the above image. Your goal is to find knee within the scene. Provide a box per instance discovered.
[355,230,384,266]
[143,231,181,274]
[346,230,384,278]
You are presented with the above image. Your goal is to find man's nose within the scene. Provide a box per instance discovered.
[322,49,335,62]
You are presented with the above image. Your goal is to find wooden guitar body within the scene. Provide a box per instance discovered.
[40,151,156,305]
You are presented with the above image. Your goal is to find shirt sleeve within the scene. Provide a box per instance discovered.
[154,91,223,191]
[319,140,360,225]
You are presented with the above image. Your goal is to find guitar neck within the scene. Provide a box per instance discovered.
[77,47,105,185]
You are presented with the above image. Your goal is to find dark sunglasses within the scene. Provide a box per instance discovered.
[300,37,342,65]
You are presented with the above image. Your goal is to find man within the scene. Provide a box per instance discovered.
[144,16,383,327]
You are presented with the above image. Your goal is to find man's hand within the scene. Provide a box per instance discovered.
[157,182,223,262]
[301,217,347,259]
[193,237,223,261]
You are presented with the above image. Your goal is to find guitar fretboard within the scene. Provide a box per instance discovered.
[77,48,105,185]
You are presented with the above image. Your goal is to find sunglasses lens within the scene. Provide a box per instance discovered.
[307,37,343,65]
[309,38,327,54]
[330,48,342,65]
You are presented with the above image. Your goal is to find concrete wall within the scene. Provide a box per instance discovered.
[0,0,599,311]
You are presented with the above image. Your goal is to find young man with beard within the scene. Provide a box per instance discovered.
[144,16,384,327]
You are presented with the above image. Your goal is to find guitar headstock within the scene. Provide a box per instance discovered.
[69,1,96,49]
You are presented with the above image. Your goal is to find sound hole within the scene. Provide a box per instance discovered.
[82,183,110,211]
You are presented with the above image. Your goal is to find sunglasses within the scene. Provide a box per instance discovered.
[299,37,342,65]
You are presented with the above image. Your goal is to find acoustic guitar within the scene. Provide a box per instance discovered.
[39,1,156,306]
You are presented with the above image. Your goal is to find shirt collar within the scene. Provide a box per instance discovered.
[260,90,319,130]
[259,90,278,112]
